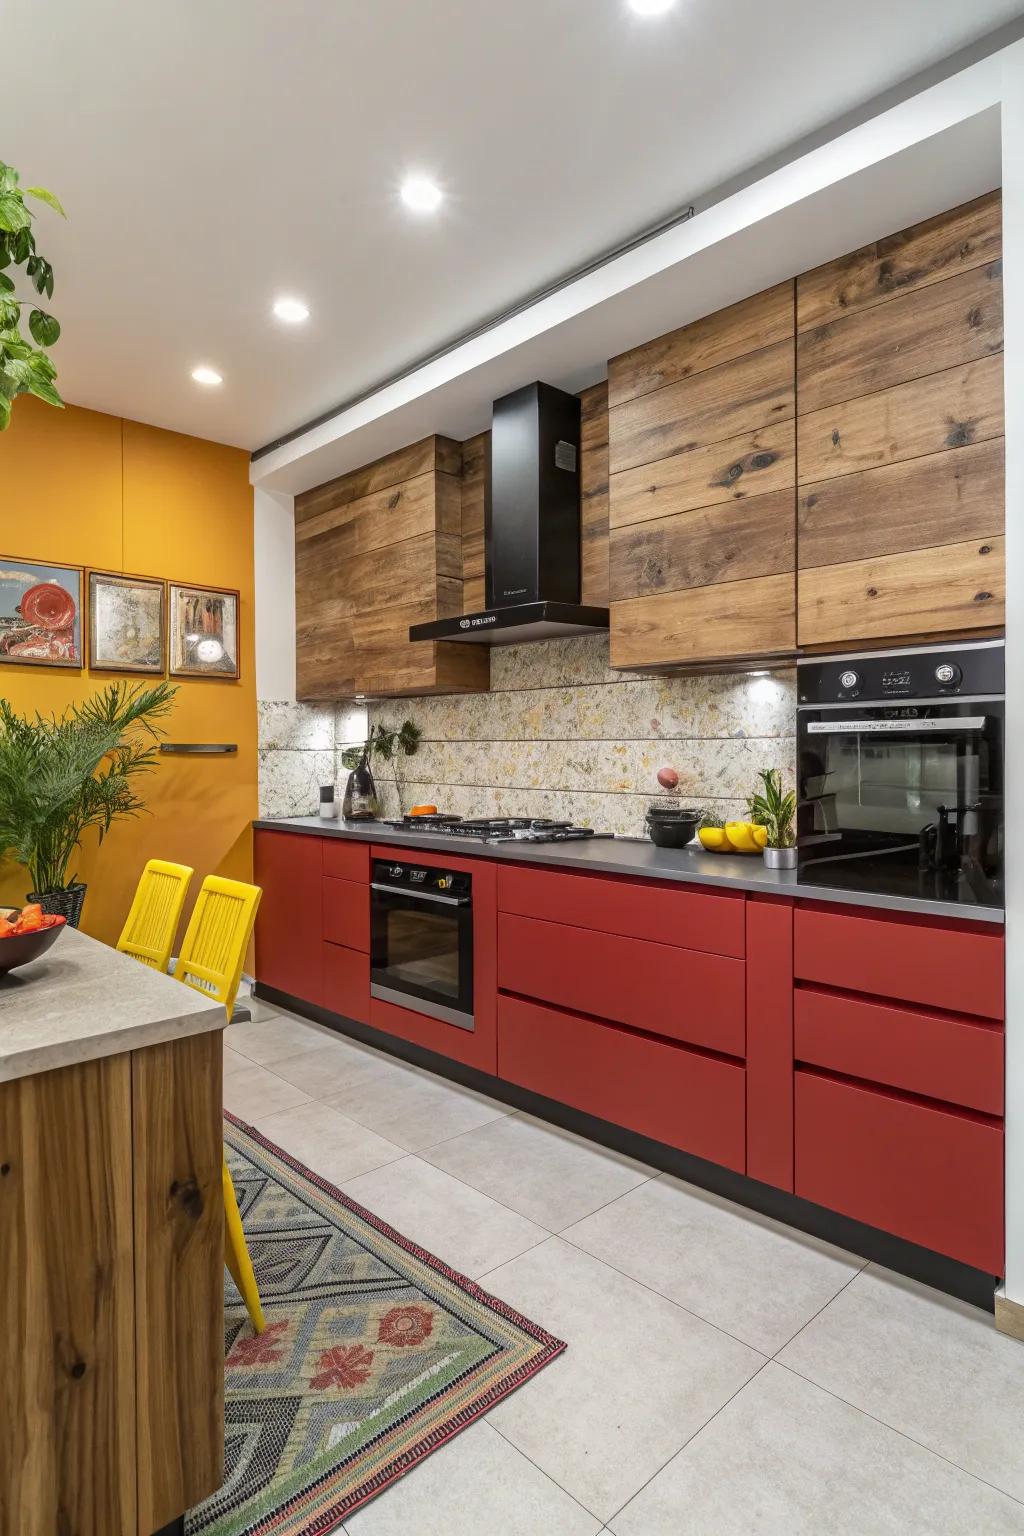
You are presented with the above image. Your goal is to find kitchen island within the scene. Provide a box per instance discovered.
[0,928,227,1536]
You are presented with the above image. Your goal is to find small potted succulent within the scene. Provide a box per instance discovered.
[748,768,797,869]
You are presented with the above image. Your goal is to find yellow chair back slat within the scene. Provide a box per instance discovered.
[115,858,194,973]
[176,875,262,1021]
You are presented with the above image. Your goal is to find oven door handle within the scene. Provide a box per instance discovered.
[370,882,469,906]
[806,717,987,734]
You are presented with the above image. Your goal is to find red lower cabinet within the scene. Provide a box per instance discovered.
[254,830,324,1006]
[498,994,746,1172]
[794,1070,1004,1273]
[323,942,369,1024]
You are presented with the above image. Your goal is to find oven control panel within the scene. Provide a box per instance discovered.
[797,643,1003,705]
[372,860,472,898]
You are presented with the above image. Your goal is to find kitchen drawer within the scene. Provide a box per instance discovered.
[794,905,1004,1020]
[497,864,745,957]
[795,1070,1004,1273]
[498,912,745,1057]
[323,942,369,1024]
[322,839,370,883]
[498,994,745,1172]
[323,876,370,952]
[794,986,1003,1115]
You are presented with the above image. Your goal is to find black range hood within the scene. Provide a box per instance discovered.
[410,381,610,645]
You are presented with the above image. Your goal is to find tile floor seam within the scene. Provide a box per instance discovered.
[772,1358,1024,1510]
[602,1357,776,1531]
[250,1105,412,1181]
[766,1257,868,1360]
[362,1151,563,1239]
[413,1107,529,1154]
[480,1421,607,1528]
[556,1229,778,1358]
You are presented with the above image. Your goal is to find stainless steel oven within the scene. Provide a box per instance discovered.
[370,859,474,1030]
[797,641,1004,909]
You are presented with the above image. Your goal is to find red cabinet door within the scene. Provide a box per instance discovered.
[254,830,323,1006]
[794,1070,1004,1273]
[323,942,369,1023]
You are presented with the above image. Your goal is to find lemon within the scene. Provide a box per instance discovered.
[751,824,769,849]
[698,827,727,851]
[724,821,759,853]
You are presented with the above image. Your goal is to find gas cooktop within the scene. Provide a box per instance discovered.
[375,814,614,846]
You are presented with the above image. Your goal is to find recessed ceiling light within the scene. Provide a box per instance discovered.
[191,365,223,386]
[628,0,676,13]
[273,296,310,324]
[400,175,443,214]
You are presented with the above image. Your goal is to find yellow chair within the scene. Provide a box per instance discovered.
[116,858,194,972]
[176,875,266,1335]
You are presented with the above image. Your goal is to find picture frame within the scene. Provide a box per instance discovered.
[88,570,166,674]
[169,581,240,679]
[0,556,84,668]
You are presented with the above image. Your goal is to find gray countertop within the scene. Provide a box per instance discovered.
[254,817,1004,924]
[0,926,226,1083]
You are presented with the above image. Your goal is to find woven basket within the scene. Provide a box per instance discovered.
[29,882,88,929]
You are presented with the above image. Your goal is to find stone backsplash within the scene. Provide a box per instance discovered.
[258,635,795,837]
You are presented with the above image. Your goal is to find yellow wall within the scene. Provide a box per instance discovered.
[0,396,256,944]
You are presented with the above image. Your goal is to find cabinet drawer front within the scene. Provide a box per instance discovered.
[322,839,370,883]
[323,877,370,952]
[323,942,369,1024]
[794,906,1004,1020]
[794,987,1003,1115]
[498,864,745,957]
[498,913,745,1057]
[795,1071,1003,1273]
[498,994,745,1172]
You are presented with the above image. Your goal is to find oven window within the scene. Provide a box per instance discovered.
[382,907,461,1003]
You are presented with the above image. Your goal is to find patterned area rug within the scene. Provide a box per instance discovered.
[187,1114,564,1535]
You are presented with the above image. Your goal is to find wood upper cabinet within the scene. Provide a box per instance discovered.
[606,282,797,668]
[795,191,1005,648]
[295,435,489,699]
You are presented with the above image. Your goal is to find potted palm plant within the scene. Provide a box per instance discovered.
[0,680,176,925]
[748,767,797,869]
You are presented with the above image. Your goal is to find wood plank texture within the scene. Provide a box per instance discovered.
[133,1031,225,1534]
[610,487,796,601]
[796,259,1003,415]
[460,431,489,604]
[0,1056,136,1536]
[608,281,794,407]
[797,191,1002,332]
[610,573,796,667]
[297,433,487,697]
[580,381,610,606]
[610,338,795,475]
[798,537,1004,645]
[610,420,794,529]
[796,355,1004,484]
[295,436,459,523]
[798,437,1004,569]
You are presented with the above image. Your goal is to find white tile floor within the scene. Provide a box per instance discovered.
[225,997,1024,1535]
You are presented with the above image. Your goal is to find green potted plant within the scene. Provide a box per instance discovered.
[748,768,797,869]
[340,719,422,820]
[0,160,66,431]
[0,680,176,925]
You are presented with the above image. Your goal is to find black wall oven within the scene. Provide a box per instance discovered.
[370,859,475,1030]
[797,642,1004,909]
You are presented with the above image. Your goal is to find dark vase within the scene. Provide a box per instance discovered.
[29,882,88,929]
[342,753,380,821]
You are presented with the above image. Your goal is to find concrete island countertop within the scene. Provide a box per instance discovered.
[255,816,1004,925]
[0,925,225,1083]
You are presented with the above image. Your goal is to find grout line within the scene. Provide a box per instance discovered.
[773,1358,1024,1510]
[767,1259,867,1359]
[484,1419,613,1527]
[603,1357,775,1529]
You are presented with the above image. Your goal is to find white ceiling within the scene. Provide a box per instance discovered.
[4,0,1022,453]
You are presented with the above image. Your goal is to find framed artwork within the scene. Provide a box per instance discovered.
[169,582,240,679]
[88,571,166,674]
[0,557,83,668]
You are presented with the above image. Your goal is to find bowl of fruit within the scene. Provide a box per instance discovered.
[0,904,67,975]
